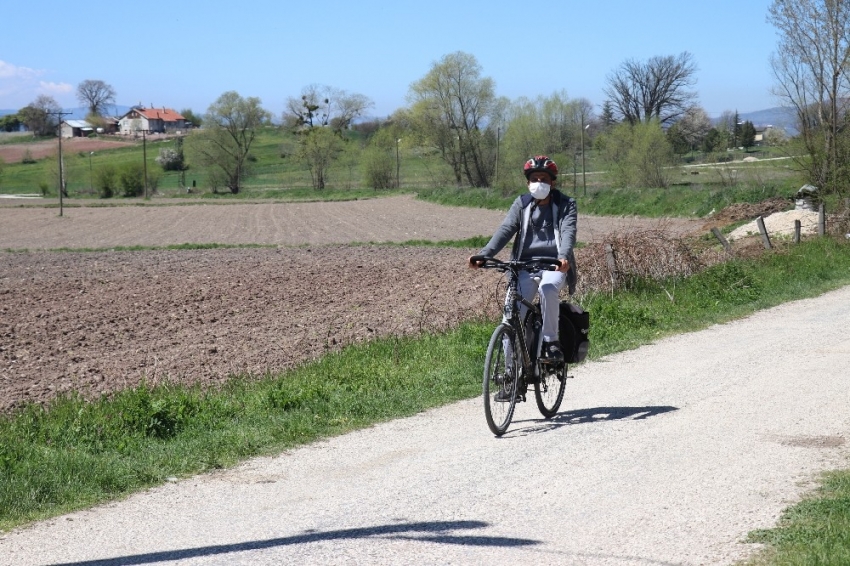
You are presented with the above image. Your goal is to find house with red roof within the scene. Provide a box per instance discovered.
[118,107,189,135]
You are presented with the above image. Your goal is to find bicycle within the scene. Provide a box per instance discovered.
[471,255,568,436]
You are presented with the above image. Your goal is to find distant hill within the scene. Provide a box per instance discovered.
[730,106,798,136]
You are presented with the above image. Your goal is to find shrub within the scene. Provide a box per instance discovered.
[119,162,145,197]
[155,148,184,171]
[20,150,36,164]
[94,164,118,198]
[362,146,395,189]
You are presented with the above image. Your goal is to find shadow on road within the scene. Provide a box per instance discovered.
[52,520,540,566]
[512,405,679,436]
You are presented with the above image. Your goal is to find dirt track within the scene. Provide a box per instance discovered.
[0,195,703,249]
[0,137,134,163]
[0,196,705,412]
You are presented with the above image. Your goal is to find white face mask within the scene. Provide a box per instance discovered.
[528,181,551,200]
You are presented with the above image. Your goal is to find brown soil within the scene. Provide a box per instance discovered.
[0,137,134,164]
[0,197,708,412]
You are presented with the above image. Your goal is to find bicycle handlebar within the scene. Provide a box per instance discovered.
[470,256,560,272]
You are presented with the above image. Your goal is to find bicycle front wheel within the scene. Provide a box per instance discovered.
[535,362,566,419]
[483,323,519,436]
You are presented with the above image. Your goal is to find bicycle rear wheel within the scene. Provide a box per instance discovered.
[483,323,519,436]
[535,361,566,418]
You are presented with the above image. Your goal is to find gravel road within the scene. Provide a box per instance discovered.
[2,285,849,565]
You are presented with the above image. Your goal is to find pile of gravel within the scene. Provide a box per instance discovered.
[728,209,819,241]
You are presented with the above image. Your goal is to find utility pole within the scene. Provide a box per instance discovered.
[48,110,73,216]
[493,126,502,186]
[142,129,149,198]
[396,138,401,189]
[581,122,589,197]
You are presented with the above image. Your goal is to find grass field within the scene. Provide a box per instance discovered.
[0,129,814,217]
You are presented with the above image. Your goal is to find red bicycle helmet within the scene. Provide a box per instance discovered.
[523,155,558,180]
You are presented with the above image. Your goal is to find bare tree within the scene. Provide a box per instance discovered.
[283,85,372,132]
[604,52,698,126]
[76,80,116,117]
[769,0,850,195]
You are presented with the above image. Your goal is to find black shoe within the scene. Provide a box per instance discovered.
[541,341,564,364]
[494,388,514,402]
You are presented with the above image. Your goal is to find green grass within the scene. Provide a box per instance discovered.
[1,237,849,533]
[745,471,850,565]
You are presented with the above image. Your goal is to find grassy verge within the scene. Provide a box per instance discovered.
[745,471,850,565]
[1,237,849,536]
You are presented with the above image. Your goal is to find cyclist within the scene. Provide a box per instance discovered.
[469,156,577,364]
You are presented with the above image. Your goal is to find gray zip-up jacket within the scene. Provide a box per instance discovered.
[477,189,578,294]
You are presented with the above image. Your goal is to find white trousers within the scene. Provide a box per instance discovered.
[517,269,566,343]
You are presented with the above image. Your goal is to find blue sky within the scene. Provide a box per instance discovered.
[1,0,780,119]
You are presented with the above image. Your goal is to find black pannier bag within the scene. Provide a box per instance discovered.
[558,302,589,363]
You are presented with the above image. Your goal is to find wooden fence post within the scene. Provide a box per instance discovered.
[756,216,772,249]
[604,243,618,290]
[818,203,826,236]
[711,227,732,253]
[794,219,801,244]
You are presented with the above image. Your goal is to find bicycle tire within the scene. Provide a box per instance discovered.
[534,361,566,418]
[483,323,519,436]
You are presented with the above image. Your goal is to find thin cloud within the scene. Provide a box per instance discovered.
[39,81,73,94]
[0,59,41,80]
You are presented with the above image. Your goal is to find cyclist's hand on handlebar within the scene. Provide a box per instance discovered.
[557,259,570,273]
[468,255,486,269]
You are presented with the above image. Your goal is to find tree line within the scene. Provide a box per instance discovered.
[4,0,845,199]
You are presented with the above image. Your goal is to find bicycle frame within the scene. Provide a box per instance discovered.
[500,265,544,383]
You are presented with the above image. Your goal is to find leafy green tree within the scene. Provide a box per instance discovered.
[0,114,21,132]
[701,128,726,153]
[666,123,690,155]
[599,120,675,188]
[733,111,742,148]
[599,100,617,131]
[186,91,270,194]
[362,128,398,189]
[19,95,61,136]
[498,92,594,193]
[0,156,5,188]
[407,51,503,187]
[740,120,757,151]
[297,127,343,190]
[179,108,203,128]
